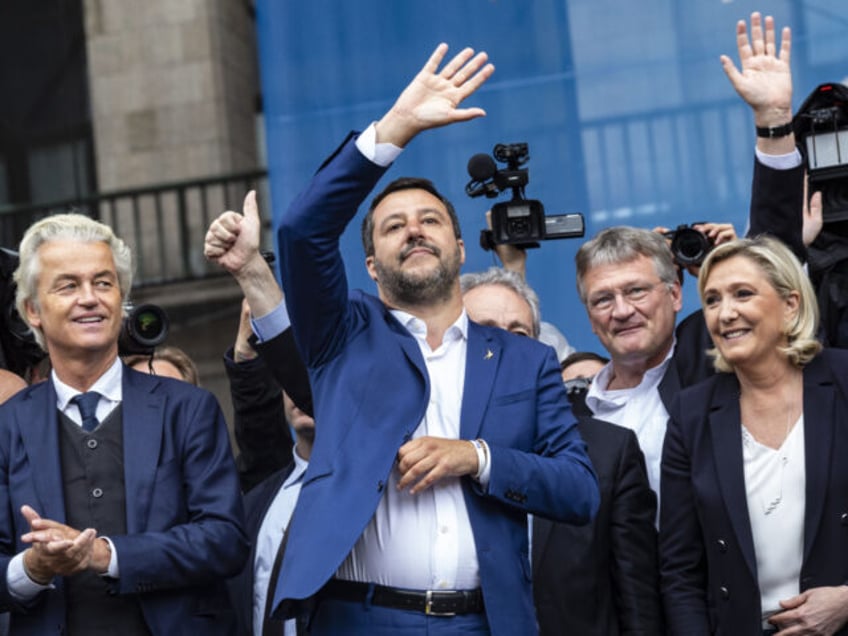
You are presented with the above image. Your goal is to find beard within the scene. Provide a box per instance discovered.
[373,239,462,307]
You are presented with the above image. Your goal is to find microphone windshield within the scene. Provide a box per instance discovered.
[467,154,497,182]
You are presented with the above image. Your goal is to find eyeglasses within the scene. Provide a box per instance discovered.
[587,282,665,314]
[564,376,593,397]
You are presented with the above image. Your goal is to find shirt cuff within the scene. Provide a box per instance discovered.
[355,122,403,167]
[101,536,119,578]
[470,439,492,489]
[755,146,803,170]
[250,300,291,343]
[7,552,53,601]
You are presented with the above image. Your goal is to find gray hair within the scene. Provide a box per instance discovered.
[575,226,678,303]
[14,213,133,349]
[460,267,541,338]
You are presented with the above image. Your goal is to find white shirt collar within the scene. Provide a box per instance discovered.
[390,308,468,348]
[587,337,676,410]
[53,357,123,410]
[286,446,309,488]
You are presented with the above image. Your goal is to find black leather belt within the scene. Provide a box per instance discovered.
[322,579,484,616]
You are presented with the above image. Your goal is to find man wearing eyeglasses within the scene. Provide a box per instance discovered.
[460,267,662,636]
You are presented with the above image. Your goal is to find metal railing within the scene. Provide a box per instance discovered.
[0,170,268,287]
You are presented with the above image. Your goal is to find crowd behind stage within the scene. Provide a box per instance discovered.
[1,10,848,636]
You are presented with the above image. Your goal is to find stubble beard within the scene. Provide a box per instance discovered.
[374,242,462,307]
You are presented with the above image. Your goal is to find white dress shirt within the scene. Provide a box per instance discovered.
[585,344,674,513]
[253,449,308,636]
[336,311,482,590]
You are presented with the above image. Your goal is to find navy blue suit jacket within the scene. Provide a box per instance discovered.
[660,349,848,634]
[0,366,248,635]
[273,134,599,635]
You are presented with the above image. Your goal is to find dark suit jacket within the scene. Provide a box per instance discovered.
[225,328,311,633]
[533,417,662,635]
[273,133,599,636]
[227,466,292,636]
[660,349,848,635]
[224,342,292,493]
[0,365,248,635]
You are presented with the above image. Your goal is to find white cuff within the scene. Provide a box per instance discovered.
[355,122,403,167]
[470,439,491,488]
[7,552,53,601]
[755,146,803,170]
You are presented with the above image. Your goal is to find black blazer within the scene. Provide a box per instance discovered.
[533,417,662,635]
[660,349,848,635]
[225,327,312,492]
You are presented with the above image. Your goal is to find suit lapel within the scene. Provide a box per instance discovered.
[460,324,500,440]
[18,382,66,522]
[121,368,165,533]
[801,356,836,562]
[709,375,758,581]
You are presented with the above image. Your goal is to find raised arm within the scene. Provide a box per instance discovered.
[720,12,794,156]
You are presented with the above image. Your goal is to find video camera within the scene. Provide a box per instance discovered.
[663,224,714,267]
[794,82,848,228]
[465,143,585,249]
[0,247,169,372]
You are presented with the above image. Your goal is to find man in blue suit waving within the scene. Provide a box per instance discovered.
[210,43,598,635]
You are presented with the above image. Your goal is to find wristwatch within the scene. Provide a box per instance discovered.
[755,122,794,139]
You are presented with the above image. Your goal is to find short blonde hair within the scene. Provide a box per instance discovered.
[697,236,821,372]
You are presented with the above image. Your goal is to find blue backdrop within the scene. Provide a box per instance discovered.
[255,0,847,354]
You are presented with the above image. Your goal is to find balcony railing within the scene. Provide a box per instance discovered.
[0,169,268,287]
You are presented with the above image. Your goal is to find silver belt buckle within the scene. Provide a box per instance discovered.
[424,589,457,616]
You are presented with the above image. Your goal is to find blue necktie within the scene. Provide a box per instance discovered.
[73,392,101,432]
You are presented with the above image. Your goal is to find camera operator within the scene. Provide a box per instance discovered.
[484,210,575,362]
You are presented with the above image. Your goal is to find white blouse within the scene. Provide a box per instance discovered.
[742,414,806,622]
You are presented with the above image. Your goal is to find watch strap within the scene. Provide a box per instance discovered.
[756,122,794,139]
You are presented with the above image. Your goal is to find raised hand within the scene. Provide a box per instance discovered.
[376,43,495,147]
[720,12,792,127]
[204,190,263,276]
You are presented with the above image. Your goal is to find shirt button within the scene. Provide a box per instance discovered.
[440,526,449,534]
[438,580,449,589]
[92,488,103,498]
[87,439,98,449]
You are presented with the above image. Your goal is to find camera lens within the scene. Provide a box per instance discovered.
[671,228,711,267]
[131,306,167,345]
[119,304,169,355]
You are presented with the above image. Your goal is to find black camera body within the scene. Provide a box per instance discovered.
[794,82,848,227]
[466,143,585,249]
[664,224,714,267]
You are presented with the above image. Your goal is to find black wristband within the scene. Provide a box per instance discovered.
[755,122,794,139]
